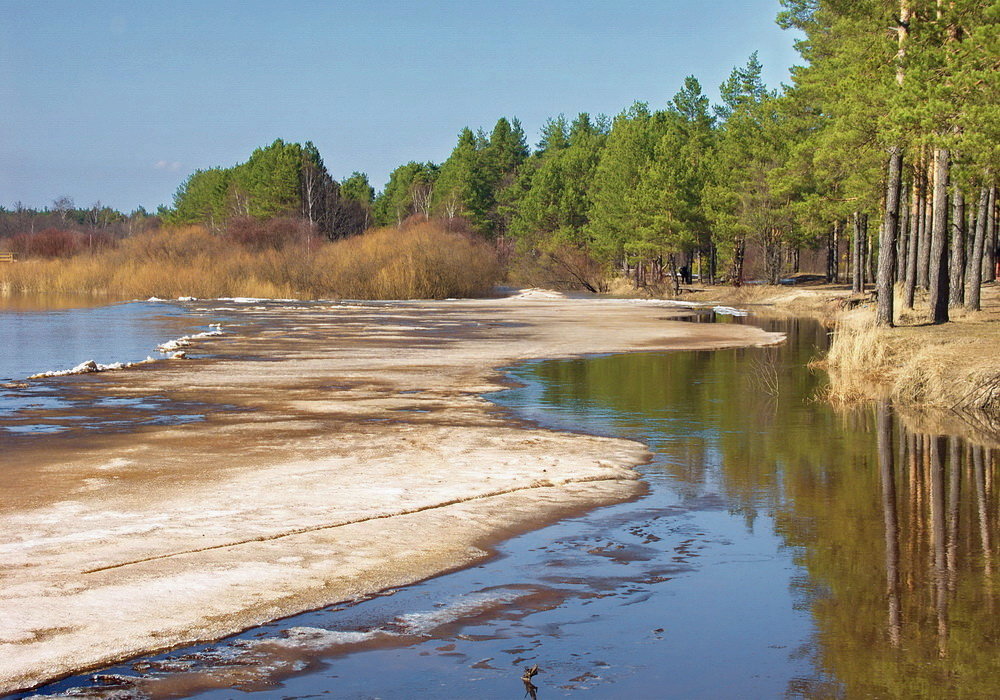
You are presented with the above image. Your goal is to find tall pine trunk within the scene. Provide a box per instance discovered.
[948,186,965,307]
[917,155,931,289]
[877,146,903,326]
[927,148,950,324]
[897,188,910,284]
[731,236,745,287]
[852,211,865,294]
[904,173,920,308]
[862,219,881,284]
[965,185,990,311]
[984,186,997,282]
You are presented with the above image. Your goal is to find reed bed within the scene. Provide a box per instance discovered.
[0,221,500,301]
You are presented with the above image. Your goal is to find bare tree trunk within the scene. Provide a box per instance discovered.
[966,205,976,273]
[949,186,966,307]
[905,176,920,308]
[917,156,931,289]
[897,187,910,284]
[862,220,878,285]
[732,236,745,287]
[965,185,989,311]
[852,211,865,294]
[928,148,950,324]
[984,186,997,283]
[828,220,841,283]
[877,147,903,326]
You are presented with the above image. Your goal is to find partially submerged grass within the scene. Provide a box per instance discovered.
[0,221,500,300]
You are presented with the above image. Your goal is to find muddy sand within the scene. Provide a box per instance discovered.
[0,293,782,693]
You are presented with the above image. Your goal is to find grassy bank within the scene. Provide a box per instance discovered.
[822,288,1000,421]
[0,221,500,300]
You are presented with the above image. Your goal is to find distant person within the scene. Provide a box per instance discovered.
[679,265,692,285]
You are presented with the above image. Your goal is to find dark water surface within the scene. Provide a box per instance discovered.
[12,317,1000,699]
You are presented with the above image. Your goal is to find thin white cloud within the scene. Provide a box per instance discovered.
[154,160,182,172]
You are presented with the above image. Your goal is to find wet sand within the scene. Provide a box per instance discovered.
[0,293,782,693]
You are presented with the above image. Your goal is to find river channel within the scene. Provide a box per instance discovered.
[7,312,1000,698]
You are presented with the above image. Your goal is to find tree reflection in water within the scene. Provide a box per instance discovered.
[520,317,999,696]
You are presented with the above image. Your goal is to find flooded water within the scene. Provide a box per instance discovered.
[0,298,226,436]
[0,299,208,382]
[9,317,1000,698]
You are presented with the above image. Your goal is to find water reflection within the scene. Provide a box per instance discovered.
[862,404,999,696]
[500,318,1000,696]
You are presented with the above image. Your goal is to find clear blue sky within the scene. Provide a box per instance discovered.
[1,0,802,213]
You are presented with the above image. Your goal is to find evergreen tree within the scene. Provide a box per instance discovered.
[340,172,375,206]
[374,162,438,226]
[432,128,487,229]
[586,103,662,265]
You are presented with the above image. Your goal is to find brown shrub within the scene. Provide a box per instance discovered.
[315,220,501,299]
[225,217,314,251]
[7,228,119,258]
[0,220,501,300]
[507,244,608,293]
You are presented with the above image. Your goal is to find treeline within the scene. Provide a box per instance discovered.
[0,199,158,257]
[368,0,996,308]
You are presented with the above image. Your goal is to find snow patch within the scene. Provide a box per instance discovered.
[156,328,224,353]
[28,357,156,379]
[275,627,384,650]
[259,590,526,655]
[216,297,297,304]
[713,306,750,317]
[504,288,568,300]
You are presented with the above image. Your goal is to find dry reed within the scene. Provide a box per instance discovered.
[0,221,501,301]
[823,301,1000,417]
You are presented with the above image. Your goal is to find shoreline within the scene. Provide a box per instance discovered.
[0,294,782,694]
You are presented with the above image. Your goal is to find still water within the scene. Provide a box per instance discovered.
[0,299,208,382]
[0,298,226,435]
[11,317,1000,698]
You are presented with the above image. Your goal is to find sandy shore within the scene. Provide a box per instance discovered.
[0,293,782,693]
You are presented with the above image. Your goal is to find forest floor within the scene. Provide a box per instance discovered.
[0,293,782,694]
[685,279,1000,438]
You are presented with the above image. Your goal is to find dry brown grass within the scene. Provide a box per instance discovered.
[822,284,1000,421]
[0,221,500,301]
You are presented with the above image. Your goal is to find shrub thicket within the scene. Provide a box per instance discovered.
[0,219,500,300]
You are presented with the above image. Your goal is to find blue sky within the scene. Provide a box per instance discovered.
[1,0,802,212]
